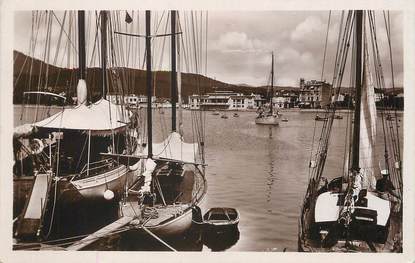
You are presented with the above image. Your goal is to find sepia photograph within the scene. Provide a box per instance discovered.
[1,1,414,261]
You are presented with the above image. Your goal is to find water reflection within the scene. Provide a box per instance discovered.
[266,131,276,207]
[202,229,240,251]
[116,223,241,252]
[116,225,204,251]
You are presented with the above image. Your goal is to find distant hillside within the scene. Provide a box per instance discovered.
[13,51,272,104]
[13,51,402,104]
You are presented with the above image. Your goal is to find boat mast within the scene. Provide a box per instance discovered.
[351,10,363,173]
[78,11,86,80]
[171,10,177,132]
[101,11,108,99]
[146,11,153,158]
[177,13,183,135]
[270,52,274,114]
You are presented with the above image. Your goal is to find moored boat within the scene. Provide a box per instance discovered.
[203,207,240,233]
[122,160,207,237]
[299,10,402,252]
[13,10,141,242]
[106,10,208,240]
[256,52,279,126]
[315,115,328,121]
[255,114,279,125]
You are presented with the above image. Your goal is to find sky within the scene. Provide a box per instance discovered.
[14,10,403,88]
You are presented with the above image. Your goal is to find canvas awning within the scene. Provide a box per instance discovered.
[33,99,129,135]
[143,132,199,164]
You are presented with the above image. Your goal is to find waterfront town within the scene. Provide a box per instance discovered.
[105,78,404,111]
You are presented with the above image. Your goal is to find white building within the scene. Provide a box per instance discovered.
[272,97,288,108]
[106,94,156,107]
[188,91,262,110]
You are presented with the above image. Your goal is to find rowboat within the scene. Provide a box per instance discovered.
[203,207,239,233]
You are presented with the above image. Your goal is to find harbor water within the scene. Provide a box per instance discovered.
[13,106,403,251]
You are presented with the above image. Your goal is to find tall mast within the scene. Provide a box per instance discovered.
[78,11,86,80]
[101,11,108,99]
[351,10,363,172]
[146,11,153,158]
[177,13,183,135]
[171,10,177,132]
[270,52,274,114]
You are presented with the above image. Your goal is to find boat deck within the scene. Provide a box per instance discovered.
[123,203,190,227]
[299,193,402,252]
[120,164,205,229]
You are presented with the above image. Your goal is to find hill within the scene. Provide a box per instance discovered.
[13,51,277,104]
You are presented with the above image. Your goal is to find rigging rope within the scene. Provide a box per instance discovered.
[320,11,332,82]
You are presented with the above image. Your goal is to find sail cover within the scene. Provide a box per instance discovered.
[143,132,199,164]
[33,99,129,135]
[358,41,377,190]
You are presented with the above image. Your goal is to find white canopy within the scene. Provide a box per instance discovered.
[143,132,199,164]
[33,99,129,134]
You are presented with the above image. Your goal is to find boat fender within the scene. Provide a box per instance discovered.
[104,189,115,200]
[192,206,203,223]
[30,138,44,154]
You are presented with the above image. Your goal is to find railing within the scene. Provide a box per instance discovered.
[71,158,118,181]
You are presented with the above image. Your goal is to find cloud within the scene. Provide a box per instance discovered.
[291,16,324,42]
[14,11,403,87]
[212,31,269,53]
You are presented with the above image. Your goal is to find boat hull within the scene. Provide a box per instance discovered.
[255,116,279,125]
[121,164,207,239]
[71,163,140,200]
[204,222,239,234]
[144,207,193,237]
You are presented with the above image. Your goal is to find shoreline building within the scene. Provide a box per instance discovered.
[188,90,265,110]
[298,78,331,109]
[106,94,156,107]
[273,90,298,108]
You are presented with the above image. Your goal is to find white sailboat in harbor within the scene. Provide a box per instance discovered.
[299,10,402,252]
[104,10,208,239]
[255,52,279,126]
[13,11,140,240]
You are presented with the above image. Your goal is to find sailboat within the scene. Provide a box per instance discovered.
[255,52,279,126]
[299,10,402,252]
[106,10,207,238]
[13,11,140,240]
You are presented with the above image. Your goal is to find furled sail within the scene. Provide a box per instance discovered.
[357,39,378,190]
[143,132,199,164]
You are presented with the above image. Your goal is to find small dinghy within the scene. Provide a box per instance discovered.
[203,207,239,233]
[233,113,239,117]
[221,114,228,119]
[281,117,288,122]
[212,111,220,116]
[315,115,328,121]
